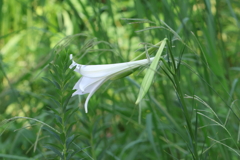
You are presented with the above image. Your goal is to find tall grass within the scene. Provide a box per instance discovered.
[1,0,240,159]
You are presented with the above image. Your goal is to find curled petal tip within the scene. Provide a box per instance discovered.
[69,56,81,71]
[70,54,73,60]
[84,103,88,113]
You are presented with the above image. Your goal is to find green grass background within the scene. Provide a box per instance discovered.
[0,0,240,159]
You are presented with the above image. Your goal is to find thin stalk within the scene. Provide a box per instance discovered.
[60,71,67,160]
[132,41,162,61]
[174,76,193,132]
[173,76,193,135]
[2,116,60,134]
[61,115,67,160]
[166,40,198,159]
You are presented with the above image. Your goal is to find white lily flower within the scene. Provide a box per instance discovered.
[69,54,154,113]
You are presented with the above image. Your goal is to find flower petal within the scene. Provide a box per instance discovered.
[72,77,104,95]
[84,78,107,113]
[72,89,85,96]
[79,57,154,78]
[79,76,103,92]
[69,55,82,73]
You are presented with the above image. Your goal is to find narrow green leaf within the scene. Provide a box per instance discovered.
[65,107,79,125]
[52,80,61,89]
[47,106,60,116]
[66,121,77,137]
[146,114,160,157]
[42,126,61,142]
[44,145,63,158]
[54,118,63,130]
[42,77,61,90]
[55,115,62,125]
[63,94,73,111]
[45,143,63,150]
[60,132,65,144]
[66,134,75,148]
[120,139,146,157]
[67,148,83,160]
[42,77,53,84]
[0,154,34,160]
[136,38,167,104]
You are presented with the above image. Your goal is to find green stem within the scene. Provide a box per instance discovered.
[165,40,198,159]
[60,82,67,160]
[3,116,60,134]
[174,75,198,159]
[131,41,162,61]
[173,62,199,160]
[62,113,67,160]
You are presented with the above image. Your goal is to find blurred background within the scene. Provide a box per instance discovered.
[0,0,240,159]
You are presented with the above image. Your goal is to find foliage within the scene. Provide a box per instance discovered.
[1,0,240,159]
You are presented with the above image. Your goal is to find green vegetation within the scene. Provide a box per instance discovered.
[1,0,240,159]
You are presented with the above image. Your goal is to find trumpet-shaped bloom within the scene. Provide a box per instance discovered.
[70,54,154,113]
